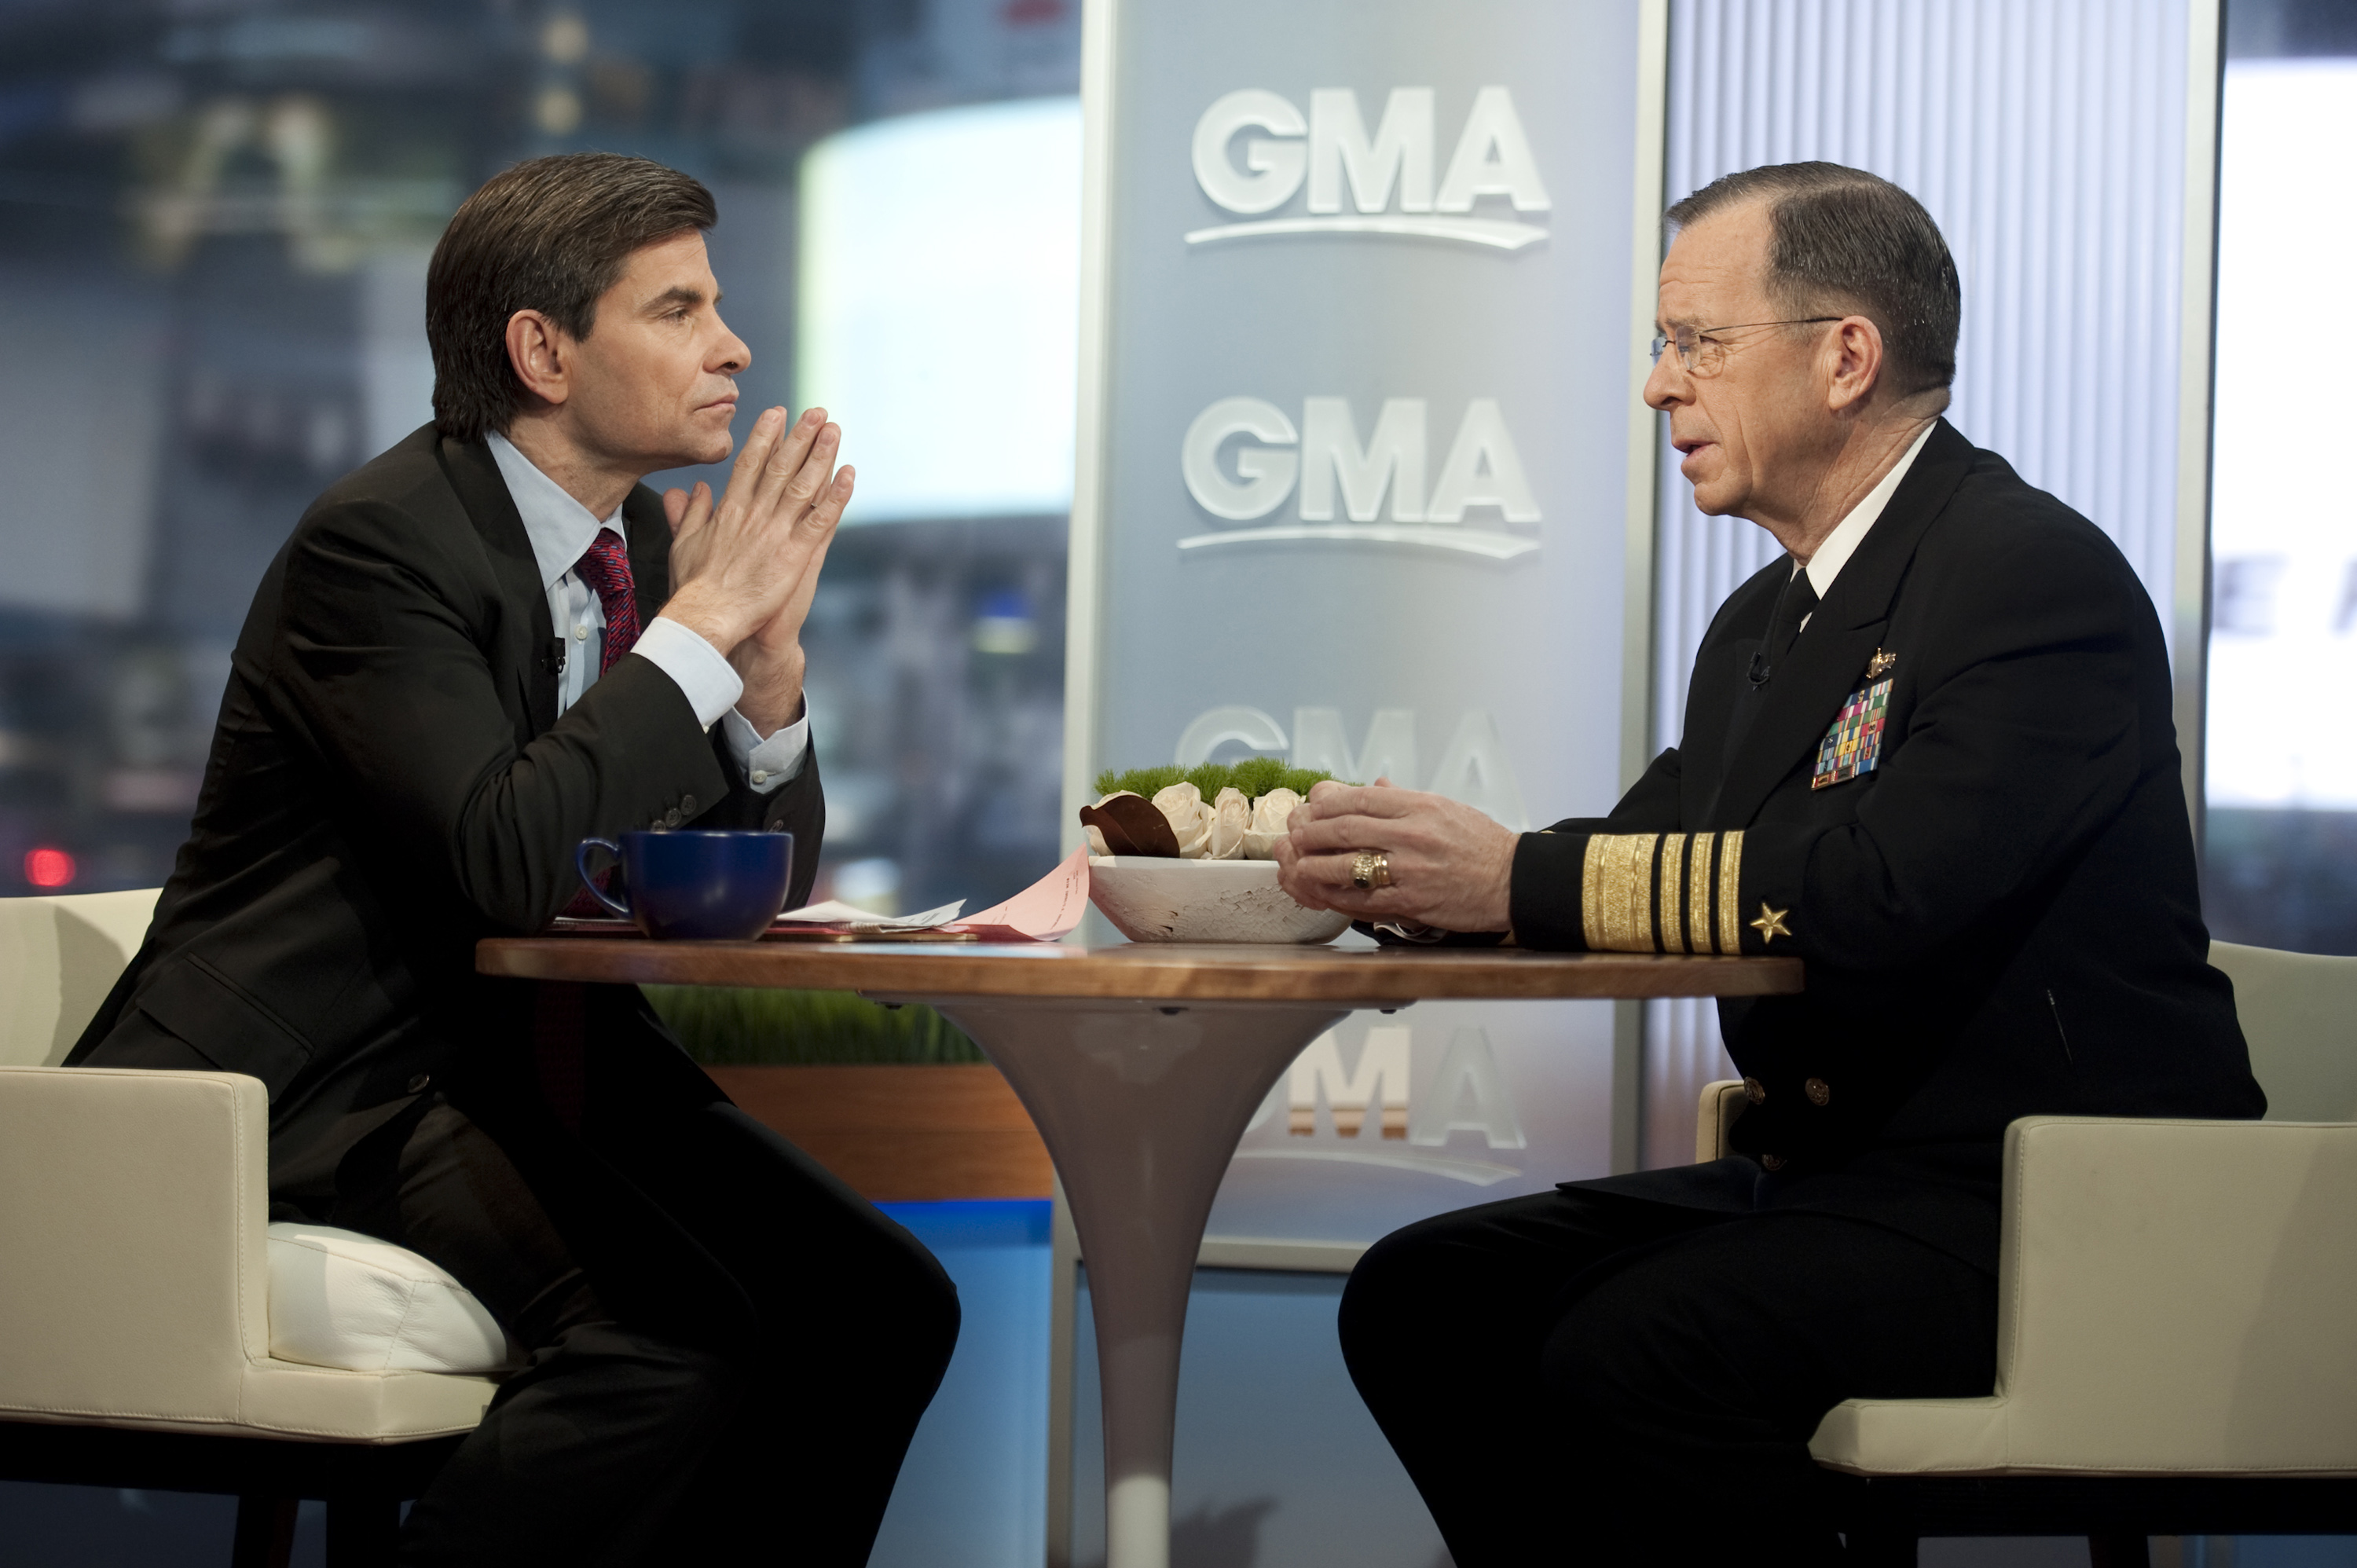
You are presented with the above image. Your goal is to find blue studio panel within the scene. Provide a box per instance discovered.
[1068,1267,1448,1568]
[871,1199,1054,1568]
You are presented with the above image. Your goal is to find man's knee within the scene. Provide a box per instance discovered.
[903,1244,960,1377]
[823,1218,960,1394]
[1337,1209,1490,1367]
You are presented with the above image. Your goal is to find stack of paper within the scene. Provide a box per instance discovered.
[769,898,967,934]
[769,846,1091,943]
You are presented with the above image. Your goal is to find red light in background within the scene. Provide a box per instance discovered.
[24,848,75,888]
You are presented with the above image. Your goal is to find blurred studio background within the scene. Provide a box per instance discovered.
[0,0,1079,920]
[3,2,2357,1566]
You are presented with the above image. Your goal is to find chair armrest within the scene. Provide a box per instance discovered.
[1813,1116,2357,1475]
[0,1067,272,1425]
[1696,1079,1747,1164]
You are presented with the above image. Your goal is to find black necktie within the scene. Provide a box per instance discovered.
[1749,565,1819,688]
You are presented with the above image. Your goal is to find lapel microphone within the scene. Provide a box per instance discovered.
[543,638,567,678]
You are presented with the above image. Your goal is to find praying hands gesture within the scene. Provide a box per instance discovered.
[1273,779,1519,934]
[659,405,851,735]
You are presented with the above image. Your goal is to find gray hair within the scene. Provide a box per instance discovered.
[1666,162,1960,396]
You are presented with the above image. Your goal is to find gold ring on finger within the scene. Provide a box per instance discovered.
[1351,852,1377,890]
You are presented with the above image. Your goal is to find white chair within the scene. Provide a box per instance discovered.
[1696,940,2357,1566]
[0,890,503,1567]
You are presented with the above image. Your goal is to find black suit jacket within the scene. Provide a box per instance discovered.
[1520,420,2262,1269]
[71,427,824,1295]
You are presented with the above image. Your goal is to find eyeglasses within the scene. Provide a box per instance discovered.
[1649,317,1845,378]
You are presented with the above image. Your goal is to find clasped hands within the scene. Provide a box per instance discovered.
[659,406,852,736]
[1273,780,1519,934]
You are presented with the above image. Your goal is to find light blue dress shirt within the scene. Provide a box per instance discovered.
[486,432,808,794]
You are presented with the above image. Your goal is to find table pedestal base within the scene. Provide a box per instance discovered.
[922,996,1351,1568]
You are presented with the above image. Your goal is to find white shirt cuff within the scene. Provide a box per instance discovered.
[721,707,810,794]
[632,616,742,729]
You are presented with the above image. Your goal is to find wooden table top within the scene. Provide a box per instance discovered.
[477,936,1802,1004]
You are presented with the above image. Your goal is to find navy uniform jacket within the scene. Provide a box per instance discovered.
[69,427,824,1344]
[1521,419,2262,1271]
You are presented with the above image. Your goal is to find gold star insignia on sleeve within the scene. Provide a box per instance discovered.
[1749,902,1793,945]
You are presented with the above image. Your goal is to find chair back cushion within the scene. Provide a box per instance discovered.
[0,889,159,1068]
[266,1223,518,1375]
[2209,941,2357,1122]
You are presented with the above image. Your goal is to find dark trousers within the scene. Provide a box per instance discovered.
[328,1097,960,1568]
[1337,1187,1998,1567]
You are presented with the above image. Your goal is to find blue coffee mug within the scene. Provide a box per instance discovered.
[575,830,794,941]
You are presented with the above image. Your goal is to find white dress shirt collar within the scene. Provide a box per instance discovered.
[486,430,625,592]
[1799,420,1939,600]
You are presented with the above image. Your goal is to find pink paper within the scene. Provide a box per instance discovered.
[955,845,1091,940]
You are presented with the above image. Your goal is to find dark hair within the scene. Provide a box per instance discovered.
[1665,162,1960,395]
[427,152,717,441]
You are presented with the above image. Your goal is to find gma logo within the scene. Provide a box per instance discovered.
[1178,394,1540,561]
[1188,86,1550,251]
[1237,1024,1527,1188]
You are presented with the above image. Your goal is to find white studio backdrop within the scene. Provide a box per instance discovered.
[798,97,1083,524]
[1640,0,2221,1167]
[2204,57,2357,812]
[1065,0,1663,1249]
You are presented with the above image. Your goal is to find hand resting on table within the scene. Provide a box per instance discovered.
[1274,779,1517,934]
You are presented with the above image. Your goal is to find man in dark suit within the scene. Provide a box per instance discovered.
[71,153,958,1566]
[1274,163,2263,1565]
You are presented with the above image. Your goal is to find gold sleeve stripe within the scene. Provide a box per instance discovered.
[1582,830,1746,954]
[1620,834,1659,953]
[1657,832,1687,953]
[1716,829,1745,954]
[1688,831,1716,955]
[1580,833,1658,952]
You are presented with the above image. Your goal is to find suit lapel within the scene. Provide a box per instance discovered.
[438,435,560,734]
[1707,419,1978,828]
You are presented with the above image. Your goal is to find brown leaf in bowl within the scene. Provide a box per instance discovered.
[1080,794,1181,857]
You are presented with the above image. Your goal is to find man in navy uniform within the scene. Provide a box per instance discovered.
[1276,163,2262,1565]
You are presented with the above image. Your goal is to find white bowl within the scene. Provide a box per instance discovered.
[1087,856,1352,944]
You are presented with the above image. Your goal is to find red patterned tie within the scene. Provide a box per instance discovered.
[572,529,640,676]
[558,528,642,924]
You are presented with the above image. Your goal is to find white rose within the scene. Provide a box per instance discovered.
[1208,787,1250,859]
[1250,788,1303,832]
[1243,786,1303,859]
[1151,782,1213,858]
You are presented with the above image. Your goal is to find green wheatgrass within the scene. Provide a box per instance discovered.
[643,986,984,1065]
